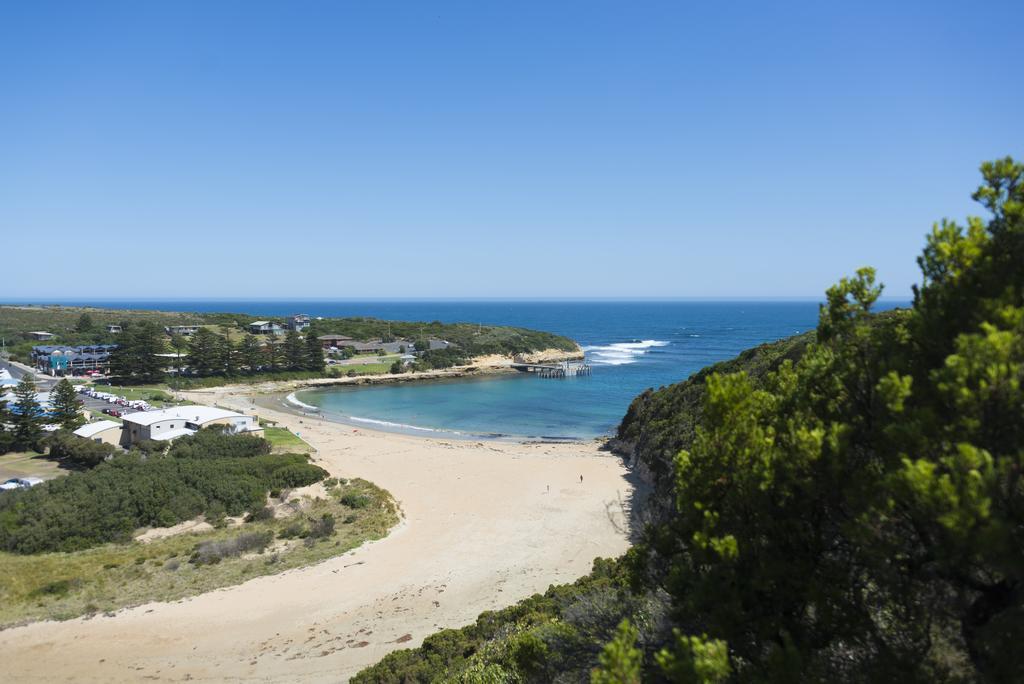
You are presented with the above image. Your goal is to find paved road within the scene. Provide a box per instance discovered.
[1,359,57,391]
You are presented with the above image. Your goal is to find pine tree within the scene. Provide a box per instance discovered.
[305,330,325,372]
[239,334,262,373]
[50,378,85,430]
[75,313,94,333]
[265,340,283,371]
[283,330,305,370]
[109,322,165,383]
[220,336,237,376]
[0,393,12,454]
[189,328,224,376]
[12,375,45,450]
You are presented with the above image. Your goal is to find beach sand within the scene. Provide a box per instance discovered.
[0,388,634,682]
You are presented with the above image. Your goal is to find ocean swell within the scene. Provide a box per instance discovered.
[583,339,669,366]
[286,392,321,412]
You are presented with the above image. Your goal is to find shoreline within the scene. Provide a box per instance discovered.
[0,379,634,682]
[276,388,604,445]
[171,346,584,398]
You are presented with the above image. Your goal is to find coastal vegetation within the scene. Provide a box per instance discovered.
[0,305,578,380]
[0,477,397,628]
[355,158,1024,681]
[0,427,327,554]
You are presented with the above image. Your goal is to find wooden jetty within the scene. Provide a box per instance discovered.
[510,360,592,378]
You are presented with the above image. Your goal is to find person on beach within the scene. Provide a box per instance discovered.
[580,474,583,484]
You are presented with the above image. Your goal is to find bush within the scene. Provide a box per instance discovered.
[308,513,335,539]
[272,463,326,488]
[340,492,371,509]
[190,530,273,565]
[168,426,271,460]
[278,521,306,539]
[246,505,275,523]
[47,430,116,468]
[0,448,327,554]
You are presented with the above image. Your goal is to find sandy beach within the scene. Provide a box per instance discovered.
[0,387,635,682]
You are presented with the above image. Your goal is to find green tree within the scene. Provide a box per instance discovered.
[49,378,84,430]
[169,334,189,375]
[220,335,237,376]
[11,375,45,450]
[591,620,641,684]
[305,330,325,372]
[188,327,224,376]
[239,334,262,373]
[283,330,305,370]
[75,313,93,333]
[644,157,1024,680]
[264,340,283,371]
[0,392,12,454]
[108,322,165,384]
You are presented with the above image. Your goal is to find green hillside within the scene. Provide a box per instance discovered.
[354,158,1024,682]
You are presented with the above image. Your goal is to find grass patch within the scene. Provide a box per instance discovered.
[0,452,72,483]
[0,478,397,627]
[90,384,178,405]
[263,427,313,454]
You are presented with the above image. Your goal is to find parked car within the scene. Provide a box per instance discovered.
[103,408,123,417]
[0,477,44,491]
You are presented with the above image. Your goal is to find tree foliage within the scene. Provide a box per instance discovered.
[47,430,116,468]
[108,322,165,384]
[352,157,1024,682]
[645,157,1024,680]
[49,378,84,430]
[0,429,326,554]
[11,375,45,451]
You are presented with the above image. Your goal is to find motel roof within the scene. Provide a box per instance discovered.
[73,420,122,439]
[120,406,248,427]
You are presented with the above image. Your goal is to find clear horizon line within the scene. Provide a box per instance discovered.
[0,296,914,303]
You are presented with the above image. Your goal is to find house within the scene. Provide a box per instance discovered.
[318,334,355,350]
[119,406,263,447]
[27,331,56,341]
[73,420,123,446]
[287,314,311,332]
[249,321,285,335]
[165,325,200,336]
[105,324,122,334]
[32,344,117,375]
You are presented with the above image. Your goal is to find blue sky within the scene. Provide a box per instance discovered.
[1,1,1020,300]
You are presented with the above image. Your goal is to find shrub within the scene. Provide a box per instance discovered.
[0,449,326,554]
[308,513,335,539]
[30,578,80,598]
[190,530,273,565]
[278,521,306,539]
[272,463,326,488]
[340,492,371,509]
[246,505,275,523]
[47,430,116,468]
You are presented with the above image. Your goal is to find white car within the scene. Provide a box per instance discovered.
[0,477,44,491]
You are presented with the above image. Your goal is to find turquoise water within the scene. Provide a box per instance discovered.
[278,300,904,440]
[34,299,906,439]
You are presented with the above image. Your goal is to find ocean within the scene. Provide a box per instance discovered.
[38,299,908,440]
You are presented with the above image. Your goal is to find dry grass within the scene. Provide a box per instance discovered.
[0,452,74,482]
[0,478,398,627]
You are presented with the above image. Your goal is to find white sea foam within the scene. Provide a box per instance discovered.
[286,392,320,412]
[347,415,464,436]
[583,339,670,366]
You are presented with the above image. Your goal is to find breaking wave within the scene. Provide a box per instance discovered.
[582,339,670,366]
[286,392,320,411]
[348,415,464,436]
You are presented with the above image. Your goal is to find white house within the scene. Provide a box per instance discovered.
[73,420,123,446]
[119,406,262,446]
